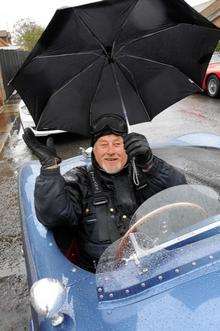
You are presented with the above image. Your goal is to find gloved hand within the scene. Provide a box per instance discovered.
[124,133,153,167]
[22,128,61,169]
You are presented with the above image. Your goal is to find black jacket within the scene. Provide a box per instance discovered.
[34,156,186,264]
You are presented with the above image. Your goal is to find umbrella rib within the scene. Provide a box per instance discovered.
[51,58,104,98]
[118,54,202,91]
[119,53,176,69]
[115,24,178,56]
[112,0,140,55]
[73,10,107,56]
[116,59,151,121]
[37,57,104,127]
[34,50,105,60]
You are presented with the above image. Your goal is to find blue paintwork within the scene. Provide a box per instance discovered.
[19,133,220,330]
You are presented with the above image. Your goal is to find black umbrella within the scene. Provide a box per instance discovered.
[10,0,220,136]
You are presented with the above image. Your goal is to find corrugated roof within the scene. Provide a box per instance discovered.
[0,30,10,38]
[194,0,215,12]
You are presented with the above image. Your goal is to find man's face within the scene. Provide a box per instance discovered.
[93,134,128,174]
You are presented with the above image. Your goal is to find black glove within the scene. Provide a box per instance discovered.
[124,133,153,167]
[22,128,61,169]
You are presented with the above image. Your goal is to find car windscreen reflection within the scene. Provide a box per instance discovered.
[96,184,220,301]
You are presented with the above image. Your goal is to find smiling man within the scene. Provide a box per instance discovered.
[23,114,186,271]
[93,134,128,174]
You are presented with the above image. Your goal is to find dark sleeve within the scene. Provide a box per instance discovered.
[139,156,187,197]
[34,167,84,229]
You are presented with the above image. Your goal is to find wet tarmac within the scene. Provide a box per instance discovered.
[134,94,220,144]
[0,102,29,331]
[0,94,219,330]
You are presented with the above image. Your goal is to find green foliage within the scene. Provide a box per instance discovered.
[216,41,220,52]
[13,19,44,51]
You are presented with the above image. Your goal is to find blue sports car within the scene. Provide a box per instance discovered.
[19,133,220,330]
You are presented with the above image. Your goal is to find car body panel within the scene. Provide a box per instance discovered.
[19,133,220,330]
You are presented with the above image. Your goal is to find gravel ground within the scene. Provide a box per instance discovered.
[0,114,29,330]
[0,113,89,330]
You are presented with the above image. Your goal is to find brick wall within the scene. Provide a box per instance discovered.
[0,72,5,107]
[213,16,220,27]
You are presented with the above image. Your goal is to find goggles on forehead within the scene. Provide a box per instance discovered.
[91,114,128,135]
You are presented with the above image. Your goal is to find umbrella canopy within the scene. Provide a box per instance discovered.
[10,0,220,136]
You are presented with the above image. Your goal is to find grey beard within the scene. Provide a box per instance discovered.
[102,164,123,174]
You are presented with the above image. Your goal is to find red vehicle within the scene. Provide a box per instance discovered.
[202,52,220,98]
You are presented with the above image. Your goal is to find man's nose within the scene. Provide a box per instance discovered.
[106,144,116,154]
